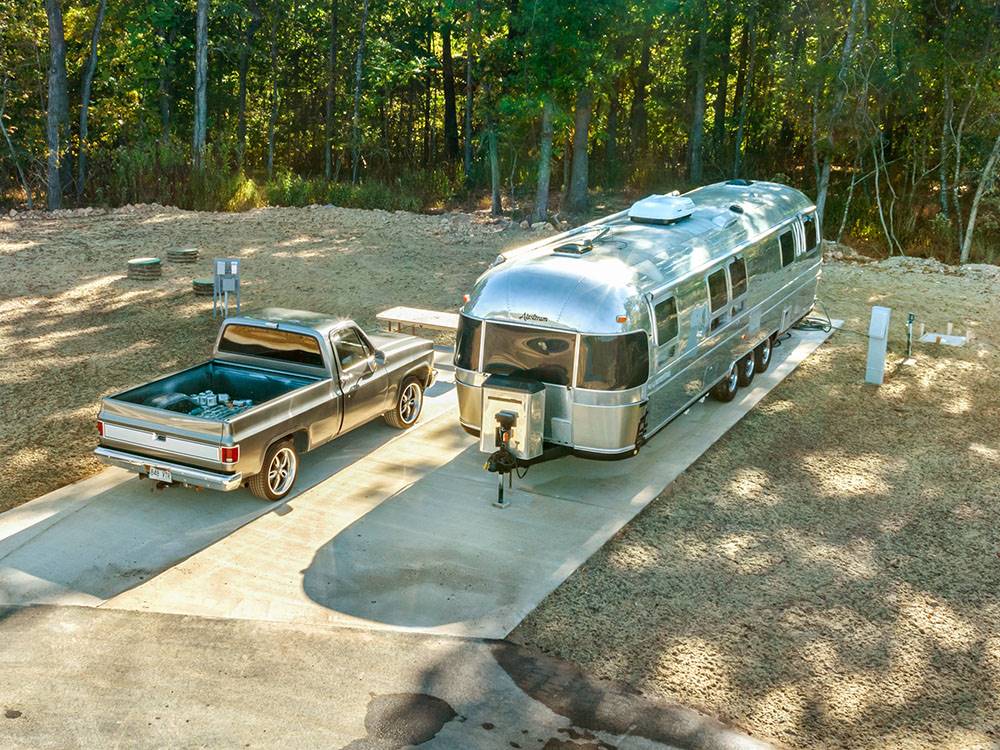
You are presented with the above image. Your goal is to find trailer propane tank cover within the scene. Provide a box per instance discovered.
[866,306,892,385]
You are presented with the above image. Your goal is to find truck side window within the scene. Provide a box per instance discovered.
[653,297,678,358]
[779,230,795,267]
[729,257,748,298]
[332,328,370,371]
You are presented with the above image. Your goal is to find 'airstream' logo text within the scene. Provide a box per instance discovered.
[516,312,549,322]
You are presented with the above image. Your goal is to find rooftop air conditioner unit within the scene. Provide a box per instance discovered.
[628,194,696,225]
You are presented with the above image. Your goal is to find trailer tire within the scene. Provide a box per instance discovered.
[384,376,423,429]
[754,336,773,373]
[711,363,740,402]
[737,352,756,387]
[248,440,298,501]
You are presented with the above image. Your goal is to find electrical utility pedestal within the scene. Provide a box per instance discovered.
[866,306,891,385]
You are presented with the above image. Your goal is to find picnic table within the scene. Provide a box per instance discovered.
[377,306,459,334]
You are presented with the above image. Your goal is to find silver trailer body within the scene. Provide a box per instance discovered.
[456,180,822,457]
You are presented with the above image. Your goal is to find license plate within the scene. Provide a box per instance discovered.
[148,466,172,483]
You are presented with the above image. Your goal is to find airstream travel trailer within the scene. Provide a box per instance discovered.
[456,180,822,469]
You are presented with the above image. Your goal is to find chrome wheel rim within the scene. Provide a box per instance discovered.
[267,447,297,496]
[743,356,755,379]
[760,340,771,366]
[728,366,739,391]
[399,383,422,424]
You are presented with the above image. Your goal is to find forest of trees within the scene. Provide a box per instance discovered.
[1,0,998,261]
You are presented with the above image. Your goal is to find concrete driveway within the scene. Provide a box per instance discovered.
[0,328,835,639]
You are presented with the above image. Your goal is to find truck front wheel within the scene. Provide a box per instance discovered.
[248,440,299,501]
[384,377,424,429]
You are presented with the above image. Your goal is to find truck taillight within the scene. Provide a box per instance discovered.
[220,445,240,464]
[97,420,104,437]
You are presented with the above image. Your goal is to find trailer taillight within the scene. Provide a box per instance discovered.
[97,420,104,437]
[220,445,240,464]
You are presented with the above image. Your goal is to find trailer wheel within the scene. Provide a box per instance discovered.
[737,352,756,387]
[754,336,773,373]
[384,376,423,429]
[248,440,298,501]
[711,363,740,402]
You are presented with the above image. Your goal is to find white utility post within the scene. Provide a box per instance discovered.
[866,306,892,385]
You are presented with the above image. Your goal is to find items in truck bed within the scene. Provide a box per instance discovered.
[145,390,253,419]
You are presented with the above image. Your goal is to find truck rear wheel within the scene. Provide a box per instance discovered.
[248,440,298,501]
[384,377,423,429]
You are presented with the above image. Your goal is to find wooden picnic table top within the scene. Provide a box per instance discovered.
[376,306,460,331]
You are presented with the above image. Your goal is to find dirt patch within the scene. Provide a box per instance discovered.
[0,205,521,512]
[512,263,1000,749]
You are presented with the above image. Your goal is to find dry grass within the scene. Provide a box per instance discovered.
[3,207,998,748]
[512,263,1000,748]
[0,205,519,512]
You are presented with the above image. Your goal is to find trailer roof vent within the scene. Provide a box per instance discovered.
[628,194,696,225]
[725,179,754,186]
[553,242,592,255]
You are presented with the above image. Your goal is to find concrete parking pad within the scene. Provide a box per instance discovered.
[0,604,772,750]
[0,328,834,639]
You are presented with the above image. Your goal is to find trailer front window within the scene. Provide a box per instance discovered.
[455,314,483,370]
[481,322,575,386]
[576,332,649,391]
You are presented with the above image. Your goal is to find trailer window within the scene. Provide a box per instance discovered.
[653,297,678,345]
[779,230,795,266]
[219,324,324,368]
[802,214,819,254]
[729,258,748,298]
[577,332,649,391]
[482,322,576,386]
[455,314,483,370]
[707,269,728,312]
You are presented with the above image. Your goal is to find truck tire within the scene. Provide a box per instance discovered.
[384,376,423,429]
[737,352,756,387]
[711,363,739,403]
[754,336,773,373]
[248,440,298,501]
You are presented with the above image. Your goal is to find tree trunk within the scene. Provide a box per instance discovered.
[237,0,262,169]
[938,75,951,219]
[713,4,731,151]
[441,22,459,160]
[0,77,33,208]
[533,98,554,223]
[629,42,650,158]
[463,3,476,181]
[566,87,593,215]
[324,0,339,180]
[76,0,107,203]
[814,0,863,227]
[731,17,755,178]
[158,25,176,144]
[488,122,501,215]
[44,0,69,210]
[606,79,620,184]
[192,0,209,171]
[267,12,278,179]
[959,132,1000,264]
[688,14,708,183]
[350,0,370,184]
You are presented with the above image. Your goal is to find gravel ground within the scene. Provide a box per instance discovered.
[512,261,1000,749]
[2,206,998,748]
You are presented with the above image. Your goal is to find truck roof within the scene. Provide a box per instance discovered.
[240,308,352,338]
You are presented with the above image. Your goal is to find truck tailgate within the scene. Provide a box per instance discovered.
[98,398,226,469]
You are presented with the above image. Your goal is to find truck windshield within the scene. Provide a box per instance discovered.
[219,324,325,368]
[481,322,576,386]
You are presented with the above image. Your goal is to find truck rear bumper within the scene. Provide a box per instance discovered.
[94,447,244,492]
